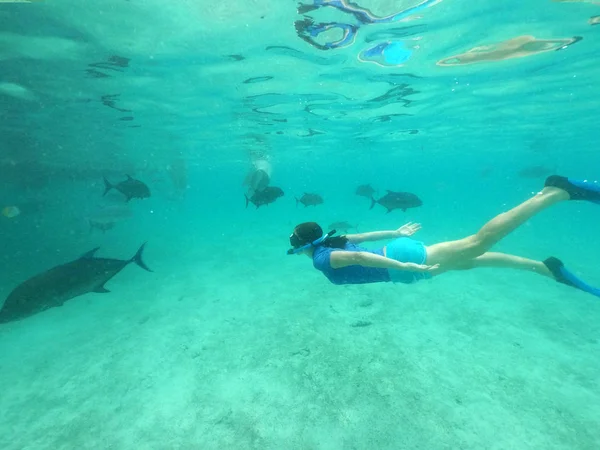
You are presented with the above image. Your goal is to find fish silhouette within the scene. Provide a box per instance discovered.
[0,244,152,324]
[103,175,151,202]
[245,186,284,208]
[370,191,422,213]
[355,184,376,198]
[296,193,323,207]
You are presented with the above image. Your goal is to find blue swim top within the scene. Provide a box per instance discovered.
[312,242,391,285]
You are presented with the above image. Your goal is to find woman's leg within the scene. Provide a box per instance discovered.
[429,252,553,278]
[425,186,569,267]
[429,251,600,298]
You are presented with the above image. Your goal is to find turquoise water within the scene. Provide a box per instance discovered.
[1,0,600,448]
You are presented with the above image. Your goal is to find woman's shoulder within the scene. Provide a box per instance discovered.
[313,245,335,271]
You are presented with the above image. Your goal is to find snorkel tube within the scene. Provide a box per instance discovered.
[287,229,337,255]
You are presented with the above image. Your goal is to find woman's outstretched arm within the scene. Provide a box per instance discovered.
[346,222,421,244]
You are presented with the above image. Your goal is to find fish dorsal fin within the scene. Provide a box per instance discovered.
[126,174,133,180]
[93,285,110,293]
[80,247,100,259]
[386,190,394,193]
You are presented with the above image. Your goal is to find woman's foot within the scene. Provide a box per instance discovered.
[545,175,600,203]
[543,257,600,298]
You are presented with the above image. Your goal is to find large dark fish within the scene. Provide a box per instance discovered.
[296,193,323,207]
[370,190,422,213]
[356,184,376,198]
[245,186,284,208]
[103,175,151,202]
[0,244,152,324]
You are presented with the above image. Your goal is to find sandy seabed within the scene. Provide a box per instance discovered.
[1,236,599,450]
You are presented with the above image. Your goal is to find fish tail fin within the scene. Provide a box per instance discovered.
[244,195,250,208]
[131,242,152,272]
[369,196,376,210]
[295,197,300,207]
[103,177,113,196]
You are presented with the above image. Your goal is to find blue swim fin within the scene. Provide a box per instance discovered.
[545,175,600,204]
[543,257,600,298]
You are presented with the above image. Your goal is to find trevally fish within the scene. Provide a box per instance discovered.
[355,184,376,198]
[245,186,284,208]
[296,193,324,207]
[103,175,151,202]
[0,244,152,323]
[370,190,422,213]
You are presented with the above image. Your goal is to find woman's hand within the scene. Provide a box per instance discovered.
[401,262,439,272]
[396,222,421,237]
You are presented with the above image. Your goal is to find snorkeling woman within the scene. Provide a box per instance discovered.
[286,176,600,297]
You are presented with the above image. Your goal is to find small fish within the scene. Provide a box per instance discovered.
[370,191,422,213]
[89,219,116,233]
[356,184,376,198]
[296,193,323,207]
[2,206,20,218]
[517,165,556,179]
[328,221,358,233]
[103,175,151,202]
[0,244,152,324]
[245,186,284,208]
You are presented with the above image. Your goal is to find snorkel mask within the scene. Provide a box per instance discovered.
[287,229,337,255]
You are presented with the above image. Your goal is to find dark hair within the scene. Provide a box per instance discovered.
[322,235,348,249]
[293,222,348,249]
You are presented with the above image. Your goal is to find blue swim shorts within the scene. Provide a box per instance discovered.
[385,237,431,284]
